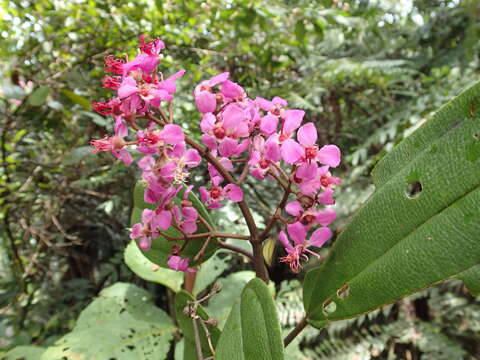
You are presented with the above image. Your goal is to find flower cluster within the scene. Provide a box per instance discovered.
[90,36,199,271]
[90,36,342,274]
[193,73,341,272]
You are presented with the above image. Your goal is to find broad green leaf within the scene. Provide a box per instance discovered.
[304,81,480,328]
[3,346,46,360]
[41,283,176,360]
[131,182,217,268]
[27,86,49,106]
[62,89,91,110]
[456,264,480,295]
[215,278,284,360]
[174,291,221,358]
[124,240,184,292]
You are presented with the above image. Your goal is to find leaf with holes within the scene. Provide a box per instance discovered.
[41,283,176,360]
[303,81,480,328]
[215,278,284,360]
[131,182,218,269]
[174,291,221,358]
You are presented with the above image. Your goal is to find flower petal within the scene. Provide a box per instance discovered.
[317,145,341,167]
[287,222,307,245]
[297,122,317,146]
[315,209,336,226]
[195,91,217,113]
[160,124,185,145]
[279,231,294,252]
[285,201,303,217]
[309,227,332,248]
[224,184,243,202]
[281,139,303,164]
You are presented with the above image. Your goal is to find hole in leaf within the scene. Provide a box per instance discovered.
[322,298,337,315]
[474,133,479,140]
[406,181,422,199]
[336,284,350,300]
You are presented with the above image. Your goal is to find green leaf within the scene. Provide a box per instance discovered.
[27,86,49,106]
[294,20,306,45]
[124,240,184,292]
[131,182,217,269]
[174,291,221,357]
[303,81,480,328]
[62,89,91,110]
[3,346,46,360]
[41,283,176,360]
[215,278,284,360]
[456,264,480,296]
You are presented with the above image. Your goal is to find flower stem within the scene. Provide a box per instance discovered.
[283,316,308,347]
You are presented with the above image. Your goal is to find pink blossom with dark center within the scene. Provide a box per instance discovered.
[199,176,243,209]
[279,222,332,273]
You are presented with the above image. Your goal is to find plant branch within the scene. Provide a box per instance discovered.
[283,316,308,347]
[259,173,293,241]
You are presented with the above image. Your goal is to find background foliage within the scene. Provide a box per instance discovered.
[1,0,479,358]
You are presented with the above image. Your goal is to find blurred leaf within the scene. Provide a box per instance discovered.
[262,237,275,267]
[27,86,49,106]
[304,81,480,328]
[62,146,93,165]
[124,240,184,292]
[62,89,91,110]
[2,346,46,360]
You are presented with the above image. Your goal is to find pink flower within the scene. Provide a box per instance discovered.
[90,118,132,165]
[281,122,341,168]
[172,186,199,234]
[199,176,243,209]
[248,136,281,179]
[167,255,196,273]
[139,35,165,56]
[130,209,163,251]
[194,72,230,113]
[285,200,336,228]
[279,222,332,273]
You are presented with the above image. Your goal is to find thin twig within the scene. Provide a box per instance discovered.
[259,173,293,241]
[199,319,216,355]
[218,242,254,260]
[193,235,212,262]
